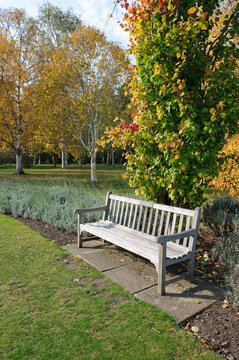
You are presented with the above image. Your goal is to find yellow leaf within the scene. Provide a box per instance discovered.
[222,303,229,308]
[193,300,201,304]
[199,22,207,30]
[188,7,197,15]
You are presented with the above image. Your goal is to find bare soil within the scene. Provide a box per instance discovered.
[10,215,239,360]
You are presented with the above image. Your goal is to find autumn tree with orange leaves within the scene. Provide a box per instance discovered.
[0,9,45,174]
[37,24,130,181]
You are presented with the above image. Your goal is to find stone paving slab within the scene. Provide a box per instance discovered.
[135,276,223,324]
[64,242,134,271]
[104,261,158,294]
[65,240,223,324]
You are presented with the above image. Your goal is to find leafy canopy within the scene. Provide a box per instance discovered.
[104,0,239,207]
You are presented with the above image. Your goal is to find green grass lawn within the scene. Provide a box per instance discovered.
[0,214,221,360]
[0,164,131,195]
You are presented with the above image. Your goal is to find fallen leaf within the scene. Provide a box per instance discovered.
[194,300,201,304]
[222,303,229,308]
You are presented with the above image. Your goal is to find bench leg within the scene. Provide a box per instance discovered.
[187,256,195,282]
[158,243,166,295]
[77,214,83,248]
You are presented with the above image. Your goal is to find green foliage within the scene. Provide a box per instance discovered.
[202,197,239,306]
[109,0,239,207]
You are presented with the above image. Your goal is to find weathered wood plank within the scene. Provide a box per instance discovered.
[137,205,143,231]
[147,207,153,234]
[115,201,121,223]
[132,204,138,229]
[158,210,165,236]
[183,216,191,247]
[176,214,184,244]
[142,207,148,233]
[109,194,194,216]
[127,203,133,228]
[112,200,117,222]
[171,213,177,235]
[152,209,159,236]
[164,212,171,235]
[108,198,113,221]
[103,191,112,221]
[123,202,129,226]
[119,201,125,225]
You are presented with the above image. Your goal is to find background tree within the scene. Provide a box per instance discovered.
[37,25,129,181]
[35,3,81,168]
[0,9,44,174]
[68,26,130,181]
[105,0,239,207]
[38,2,81,48]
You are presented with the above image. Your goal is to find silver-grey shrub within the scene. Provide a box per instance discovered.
[0,179,106,232]
[202,197,239,307]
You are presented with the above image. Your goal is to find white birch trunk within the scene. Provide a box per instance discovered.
[62,152,67,169]
[91,152,97,182]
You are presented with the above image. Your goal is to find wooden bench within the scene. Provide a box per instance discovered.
[74,192,201,295]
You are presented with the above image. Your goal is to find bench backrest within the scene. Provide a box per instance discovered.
[103,193,201,250]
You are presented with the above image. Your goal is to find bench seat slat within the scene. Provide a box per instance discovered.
[81,221,190,265]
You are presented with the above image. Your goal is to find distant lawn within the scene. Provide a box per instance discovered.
[0,214,221,360]
[0,164,129,194]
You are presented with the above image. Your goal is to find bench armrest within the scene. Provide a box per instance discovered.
[74,206,106,215]
[157,229,197,244]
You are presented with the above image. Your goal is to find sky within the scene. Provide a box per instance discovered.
[0,0,129,49]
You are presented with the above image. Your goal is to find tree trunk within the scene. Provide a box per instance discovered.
[112,151,115,166]
[62,151,67,169]
[33,155,36,165]
[16,148,24,175]
[38,153,41,165]
[91,152,97,182]
[107,152,110,165]
[52,155,57,168]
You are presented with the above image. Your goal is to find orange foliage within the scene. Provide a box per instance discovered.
[211,134,239,197]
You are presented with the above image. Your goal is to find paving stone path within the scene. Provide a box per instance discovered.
[64,240,223,324]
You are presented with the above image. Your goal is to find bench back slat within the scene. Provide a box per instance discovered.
[152,209,159,236]
[158,210,165,236]
[132,204,138,230]
[147,207,153,234]
[123,202,129,226]
[120,202,125,225]
[183,216,191,247]
[104,194,200,249]
[137,205,143,231]
[128,203,133,228]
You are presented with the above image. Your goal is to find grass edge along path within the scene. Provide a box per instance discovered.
[0,214,221,360]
